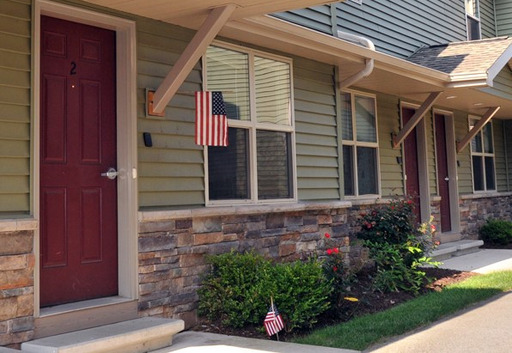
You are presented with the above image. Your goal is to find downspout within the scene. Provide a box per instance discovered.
[337,30,375,89]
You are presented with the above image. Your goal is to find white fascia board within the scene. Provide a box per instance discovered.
[487,44,512,84]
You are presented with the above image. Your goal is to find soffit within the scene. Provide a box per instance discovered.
[82,0,338,28]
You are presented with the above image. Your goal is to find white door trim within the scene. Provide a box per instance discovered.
[33,0,138,316]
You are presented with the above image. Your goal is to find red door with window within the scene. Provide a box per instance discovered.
[40,16,118,306]
[402,107,421,223]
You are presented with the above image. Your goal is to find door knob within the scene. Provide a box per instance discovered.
[444,177,449,181]
[101,167,119,180]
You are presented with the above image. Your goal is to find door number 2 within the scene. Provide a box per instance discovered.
[70,61,77,75]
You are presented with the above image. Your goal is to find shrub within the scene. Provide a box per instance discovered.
[356,198,438,294]
[198,251,332,332]
[479,219,512,245]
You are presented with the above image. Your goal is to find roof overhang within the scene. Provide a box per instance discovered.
[83,0,512,119]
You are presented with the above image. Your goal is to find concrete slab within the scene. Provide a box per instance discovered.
[367,292,512,353]
[440,249,512,273]
[21,317,184,353]
[150,331,360,353]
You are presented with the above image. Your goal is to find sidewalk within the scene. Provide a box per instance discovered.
[367,248,512,353]
[152,249,512,353]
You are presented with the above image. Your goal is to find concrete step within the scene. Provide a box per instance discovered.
[21,317,184,353]
[431,239,484,261]
[0,348,21,352]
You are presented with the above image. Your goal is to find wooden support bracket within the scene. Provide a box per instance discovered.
[148,4,237,116]
[456,106,500,153]
[393,91,443,148]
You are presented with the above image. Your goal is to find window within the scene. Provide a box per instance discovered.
[205,44,295,204]
[465,0,481,40]
[470,117,495,192]
[341,91,379,197]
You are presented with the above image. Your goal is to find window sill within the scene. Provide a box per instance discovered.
[460,191,512,200]
[0,218,38,232]
[139,200,352,222]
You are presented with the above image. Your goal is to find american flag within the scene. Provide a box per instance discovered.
[264,303,284,336]
[195,91,228,146]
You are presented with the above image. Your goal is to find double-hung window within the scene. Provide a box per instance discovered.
[470,117,496,192]
[465,0,481,40]
[204,44,295,204]
[341,91,379,197]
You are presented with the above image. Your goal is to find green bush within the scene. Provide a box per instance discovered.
[198,251,332,332]
[479,219,512,245]
[356,198,438,294]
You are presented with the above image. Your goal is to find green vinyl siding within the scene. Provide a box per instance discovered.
[480,0,497,38]
[136,19,204,209]
[493,120,508,192]
[425,111,437,196]
[294,59,339,201]
[480,67,512,102]
[376,94,403,197]
[505,120,512,191]
[0,0,31,215]
[496,0,512,36]
[275,0,467,59]
[454,111,473,194]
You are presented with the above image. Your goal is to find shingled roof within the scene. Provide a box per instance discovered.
[408,36,512,77]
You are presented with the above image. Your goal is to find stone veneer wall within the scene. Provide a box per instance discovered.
[459,193,512,237]
[0,220,36,348]
[137,201,385,327]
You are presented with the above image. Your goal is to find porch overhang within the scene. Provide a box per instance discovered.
[83,1,512,120]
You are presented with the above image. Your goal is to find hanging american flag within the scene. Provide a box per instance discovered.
[264,303,284,336]
[195,91,228,146]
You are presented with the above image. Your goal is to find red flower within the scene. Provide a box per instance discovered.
[390,206,395,210]
[407,200,413,204]
[431,224,436,232]
[324,233,331,238]
[327,248,333,255]
[333,248,339,254]
[333,266,338,272]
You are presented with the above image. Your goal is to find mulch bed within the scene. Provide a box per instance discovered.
[191,267,478,341]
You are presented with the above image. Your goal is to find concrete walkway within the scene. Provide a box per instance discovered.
[152,249,512,353]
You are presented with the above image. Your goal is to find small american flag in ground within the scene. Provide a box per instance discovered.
[264,303,284,336]
[195,91,228,146]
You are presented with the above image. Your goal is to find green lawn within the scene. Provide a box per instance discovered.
[293,271,512,351]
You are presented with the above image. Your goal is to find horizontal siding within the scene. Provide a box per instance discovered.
[137,20,204,209]
[480,0,497,38]
[275,1,469,58]
[273,5,333,35]
[294,58,339,201]
[493,120,508,192]
[0,0,31,215]
[506,121,512,191]
[335,0,467,58]
[376,94,403,197]
[496,0,512,36]
[482,67,512,102]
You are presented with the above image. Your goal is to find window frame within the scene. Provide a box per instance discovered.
[203,41,297,206]
[465,0,481,40]
[341,90,381,199]
[469,115,496,193]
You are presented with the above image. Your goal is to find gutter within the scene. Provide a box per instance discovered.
[337,30,375,89]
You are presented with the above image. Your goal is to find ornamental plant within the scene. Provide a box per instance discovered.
[322,233,355,309]
[356,198,439,294]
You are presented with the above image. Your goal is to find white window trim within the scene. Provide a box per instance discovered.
[465,0,481,40]
[342,89,381,199]
[469,115,497,193]
[203,41,297,206]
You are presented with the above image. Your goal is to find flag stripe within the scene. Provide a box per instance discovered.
[195,91,228,147]
[263,304,284,336]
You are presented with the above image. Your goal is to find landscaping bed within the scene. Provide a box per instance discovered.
[191,266,477,341]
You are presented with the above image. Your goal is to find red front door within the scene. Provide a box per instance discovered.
[402,107,421,223]
[40,16,118,306]
[434,113,452,232]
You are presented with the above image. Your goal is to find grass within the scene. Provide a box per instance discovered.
[293,271,512,351]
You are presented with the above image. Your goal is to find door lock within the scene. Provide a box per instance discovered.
[101,167,119,180]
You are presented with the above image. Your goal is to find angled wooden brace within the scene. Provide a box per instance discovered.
[392,91,443,148]
[456,106,500,153]
[148,4,237,115]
